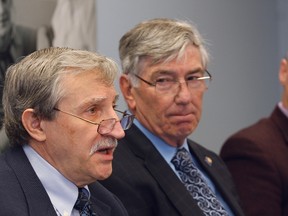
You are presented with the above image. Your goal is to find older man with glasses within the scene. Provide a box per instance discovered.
[100,18,245,216]
[0,47,134,216]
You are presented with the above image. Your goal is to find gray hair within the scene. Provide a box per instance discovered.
[3,47,118,146]
[119,18,209,84]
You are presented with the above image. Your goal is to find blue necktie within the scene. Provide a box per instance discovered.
[74,188,97,216]
[171,148,229,216]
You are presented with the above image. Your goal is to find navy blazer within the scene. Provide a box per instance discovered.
[221,106,288,216]
[0,147,128,216]
[100,124,245,216]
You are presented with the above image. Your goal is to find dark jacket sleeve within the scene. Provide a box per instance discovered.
[220,126,286,216]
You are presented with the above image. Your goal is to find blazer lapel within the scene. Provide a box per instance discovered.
[124,125,204,216]
[272,106,288,144]
[89,196,110,216]
[188,140,245,216]
[88,183,112,216]
[6,147,57,216]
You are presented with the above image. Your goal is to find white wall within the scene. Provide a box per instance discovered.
[96,0,281,153]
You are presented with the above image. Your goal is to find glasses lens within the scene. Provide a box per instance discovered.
[155,81,177,92]
[120,115,134,130]
[188,77,210,90]
[98,119,116,134]
[200,75,211,89]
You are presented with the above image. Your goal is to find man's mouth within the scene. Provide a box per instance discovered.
[96,147,114,155]
[90,138,118,155]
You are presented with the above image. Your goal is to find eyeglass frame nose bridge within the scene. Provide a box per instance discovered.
[114,108,135,130]
[53,108,134,135]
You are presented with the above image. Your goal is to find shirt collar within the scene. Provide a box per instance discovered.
[278,102,288,118]
[23,145,84,216]
[133,118,189,163]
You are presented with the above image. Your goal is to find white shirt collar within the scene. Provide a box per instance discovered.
[23,145,82,216]
[133,118,189,163]
[278,102,288,118]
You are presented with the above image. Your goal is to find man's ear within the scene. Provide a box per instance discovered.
[119,74,136,110]
[279,58,288,85]
[22,109,46,142]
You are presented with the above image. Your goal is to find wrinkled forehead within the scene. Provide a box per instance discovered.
[138,46,203,74]
[58,69,117,103]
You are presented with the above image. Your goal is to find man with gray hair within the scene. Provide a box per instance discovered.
[100,18,244,216]
[0,47,134,216]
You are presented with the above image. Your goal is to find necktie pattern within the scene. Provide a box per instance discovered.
[171,148,229,216]
[74,188,97,216]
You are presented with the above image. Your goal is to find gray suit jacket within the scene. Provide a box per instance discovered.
[0,146,129,216]
[100,124,245,216]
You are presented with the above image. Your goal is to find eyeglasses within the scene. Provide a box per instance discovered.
[133,70,212,94]
[53,108,134,135]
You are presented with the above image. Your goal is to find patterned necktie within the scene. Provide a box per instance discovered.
[74,188,97,216]
[171,148,229,216]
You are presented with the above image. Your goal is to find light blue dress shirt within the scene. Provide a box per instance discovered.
[23,145,90,216]
[134,119,234,216]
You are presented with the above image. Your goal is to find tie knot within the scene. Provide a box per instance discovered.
[171,148,192,169]
[74,188,90,211]
[175,147,190,158]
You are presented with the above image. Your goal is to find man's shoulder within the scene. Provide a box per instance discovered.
[89,181,115,197]
[0,151,28,206]
[222,115,280,150]
[187,139,233,175]
[187,139,219,158]
[225,107,283,142]
[0,148,29,183]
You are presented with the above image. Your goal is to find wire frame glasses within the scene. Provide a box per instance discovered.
[53,108,134,135]
[133,70,212,94]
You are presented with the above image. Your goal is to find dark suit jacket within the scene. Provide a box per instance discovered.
[220,106,288,216]
[100,124,245,216]
[0,146,128,216]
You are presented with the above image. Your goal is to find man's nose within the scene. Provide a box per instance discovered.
[108,121,125,140]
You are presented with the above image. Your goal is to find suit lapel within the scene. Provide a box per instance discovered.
[124,125,204,216]
[272,106,288,144]
[188,140,244,216]
[88,183,112,216]
[6,147,57,216]
[89,196,110,216]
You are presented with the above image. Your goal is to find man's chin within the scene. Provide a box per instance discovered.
[96,168,113,181]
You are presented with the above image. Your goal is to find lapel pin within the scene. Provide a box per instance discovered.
[205,156,213,166]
